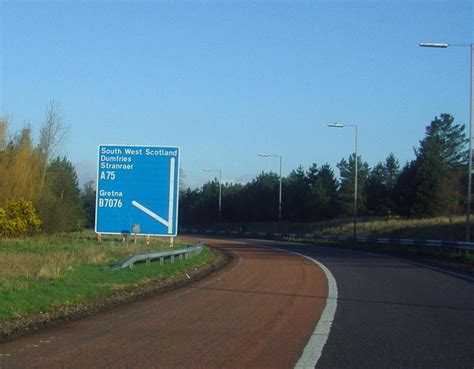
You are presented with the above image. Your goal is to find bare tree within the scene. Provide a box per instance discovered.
[0,117,8,201]
[179,168,186,191]
[0,115,9,151]
[38,101,69,192]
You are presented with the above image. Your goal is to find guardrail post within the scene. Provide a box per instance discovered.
[160,257,164,265]
[146,259,151,267]
[171,255,175,264]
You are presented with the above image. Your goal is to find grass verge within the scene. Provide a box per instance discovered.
[0,233,215,321]
[289,238,474,275]
[193,215,469,241]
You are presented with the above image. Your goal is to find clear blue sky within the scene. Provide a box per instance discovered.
[1,1,472,188]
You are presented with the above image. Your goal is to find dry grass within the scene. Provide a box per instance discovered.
[0,252,75,279]
[217,215,467,241]
[0,232,179,281]
[0,232,213,320]
[313,216,466,240]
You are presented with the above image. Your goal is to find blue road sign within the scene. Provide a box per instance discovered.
[95,144,180,236]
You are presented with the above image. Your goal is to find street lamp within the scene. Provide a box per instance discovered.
[419,42,474,242]
[257,153,283,222]
[328,123,359,238]
[203,169,222,223]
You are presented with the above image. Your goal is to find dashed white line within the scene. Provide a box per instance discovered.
[0,336,64,358]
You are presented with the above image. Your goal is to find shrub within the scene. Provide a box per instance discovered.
[0,199,42,237]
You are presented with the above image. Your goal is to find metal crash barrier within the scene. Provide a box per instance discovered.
[180,229,474,253]
[109,242,204,270]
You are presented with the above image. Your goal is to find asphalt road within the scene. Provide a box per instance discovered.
[1,237,473,369]
[0,239,327,369]
[248,239,474,369]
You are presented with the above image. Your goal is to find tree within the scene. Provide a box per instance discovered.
[365,153,400,215]
[415,114,466,216]
[200,180,221,223]
[242,172,280,221]
[385,153,401,191]
[179,169,187,192]
[179,180,222,225]
[0,124,42,204]
[0,106,82,235]
[38,157,83,232]
[0,117,7,151]
[0,118,6,198]
[337,154,370,216]
[417,113,467,168]
[81,180,96,229]
[393,114,467,217]
[284,165,309,221]
[179,187,200,225]
[365,163,388,215]
[221,182,244,222]
[393,161,418,217]
[38,101,68,193]
[307,163,340,220]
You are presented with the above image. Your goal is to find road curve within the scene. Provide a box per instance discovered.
[0,238,328,369]
[248,238,474,369]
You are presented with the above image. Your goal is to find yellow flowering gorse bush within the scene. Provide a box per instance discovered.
[0,199,41,237]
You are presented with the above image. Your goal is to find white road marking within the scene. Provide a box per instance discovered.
[0,337,62,359]
[294,257,337,369]
[253,242,338,369]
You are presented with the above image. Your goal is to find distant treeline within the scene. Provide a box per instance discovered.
[179,114,469,225]
[0,109,468,235]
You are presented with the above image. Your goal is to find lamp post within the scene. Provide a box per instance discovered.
[328,123,359,238]
[419,42,474,242]
[204,169,222,223]
[257,153,283,222]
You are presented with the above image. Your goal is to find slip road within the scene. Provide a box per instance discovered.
[0,239,328,369]
[1,237,473,368]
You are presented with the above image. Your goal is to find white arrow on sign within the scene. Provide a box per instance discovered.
[131,157,175,234]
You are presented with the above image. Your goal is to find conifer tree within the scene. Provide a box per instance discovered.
[337,154,370,216]
[393,114,467,216]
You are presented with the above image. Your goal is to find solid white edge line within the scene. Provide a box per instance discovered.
[256,244,338,369]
